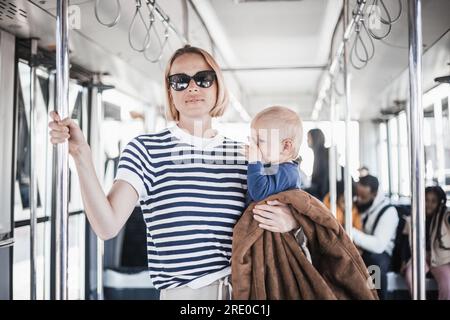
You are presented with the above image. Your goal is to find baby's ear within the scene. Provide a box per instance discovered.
[283,138,294,152]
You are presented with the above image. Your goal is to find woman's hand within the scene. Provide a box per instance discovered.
[253,200,299,233]
[48,111,89,158]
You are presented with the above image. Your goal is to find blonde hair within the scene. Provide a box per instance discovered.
[252,106,303,159]
[163,45,229,122]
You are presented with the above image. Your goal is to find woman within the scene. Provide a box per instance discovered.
[304,128,329,200]
[403,186,450,300]
[49,45,299,300]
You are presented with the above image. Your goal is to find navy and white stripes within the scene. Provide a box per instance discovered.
[115,127,247,289]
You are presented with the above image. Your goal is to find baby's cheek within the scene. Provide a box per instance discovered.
[270,144,281,155]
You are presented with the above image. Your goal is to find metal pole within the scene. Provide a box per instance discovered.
[96,238,104,300]
[90,76,105,300]
[55,0,69,300]
[343,0,353,237]
[29,38,39,301]
[407,0,426,300]
[95,88,104,301]
[386,121,393,197]
[222,65,327,72]
[329,77,337,218]
[433,97,445,186]
[397,116,402,196]
[182,0,189,43]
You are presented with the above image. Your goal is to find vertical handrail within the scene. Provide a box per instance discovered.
[407,0,426,301]
[182,0,189,43]
[433,97,445,186]
[89,78,105,300]
[386,121,393,196]
[29,38,38,300]
[55,0,70,300]
[95,88,104,301]
[329,76,337,218]
[343,0,353,237]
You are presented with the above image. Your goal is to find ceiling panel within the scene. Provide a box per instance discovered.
[1,0,448,122]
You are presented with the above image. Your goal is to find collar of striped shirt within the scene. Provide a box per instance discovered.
[170,124,224,149]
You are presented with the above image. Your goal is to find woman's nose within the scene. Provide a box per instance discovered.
[187,79,199,92]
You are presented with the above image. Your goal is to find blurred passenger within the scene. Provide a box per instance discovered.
[323,180,362,230]
[304,128,329,200]
[403,186,450,300]
[352,175,399,300]
[245,106,303,205]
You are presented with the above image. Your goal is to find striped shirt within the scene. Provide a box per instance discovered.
[114,125,247,289]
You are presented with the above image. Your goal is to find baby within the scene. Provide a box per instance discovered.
[245,106,303,205]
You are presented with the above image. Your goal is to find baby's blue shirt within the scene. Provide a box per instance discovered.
[246,161,302,206]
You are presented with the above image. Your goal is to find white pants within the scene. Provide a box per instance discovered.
[159,276,232,300]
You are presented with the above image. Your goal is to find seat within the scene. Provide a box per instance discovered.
[103,206,160,300]
[386,271,438,300]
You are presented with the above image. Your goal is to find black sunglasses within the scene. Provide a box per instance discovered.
[168,70,216,91]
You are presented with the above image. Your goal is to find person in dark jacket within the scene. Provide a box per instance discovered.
[304,128,329,200]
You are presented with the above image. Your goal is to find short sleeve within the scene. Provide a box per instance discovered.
[114,137,148,198]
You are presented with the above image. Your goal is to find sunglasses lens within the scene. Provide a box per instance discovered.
[194,71,216,88]
[169,74,190,91]
[168,71,216,91]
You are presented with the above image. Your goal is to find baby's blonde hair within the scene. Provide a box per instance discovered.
[252,106,303,159]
